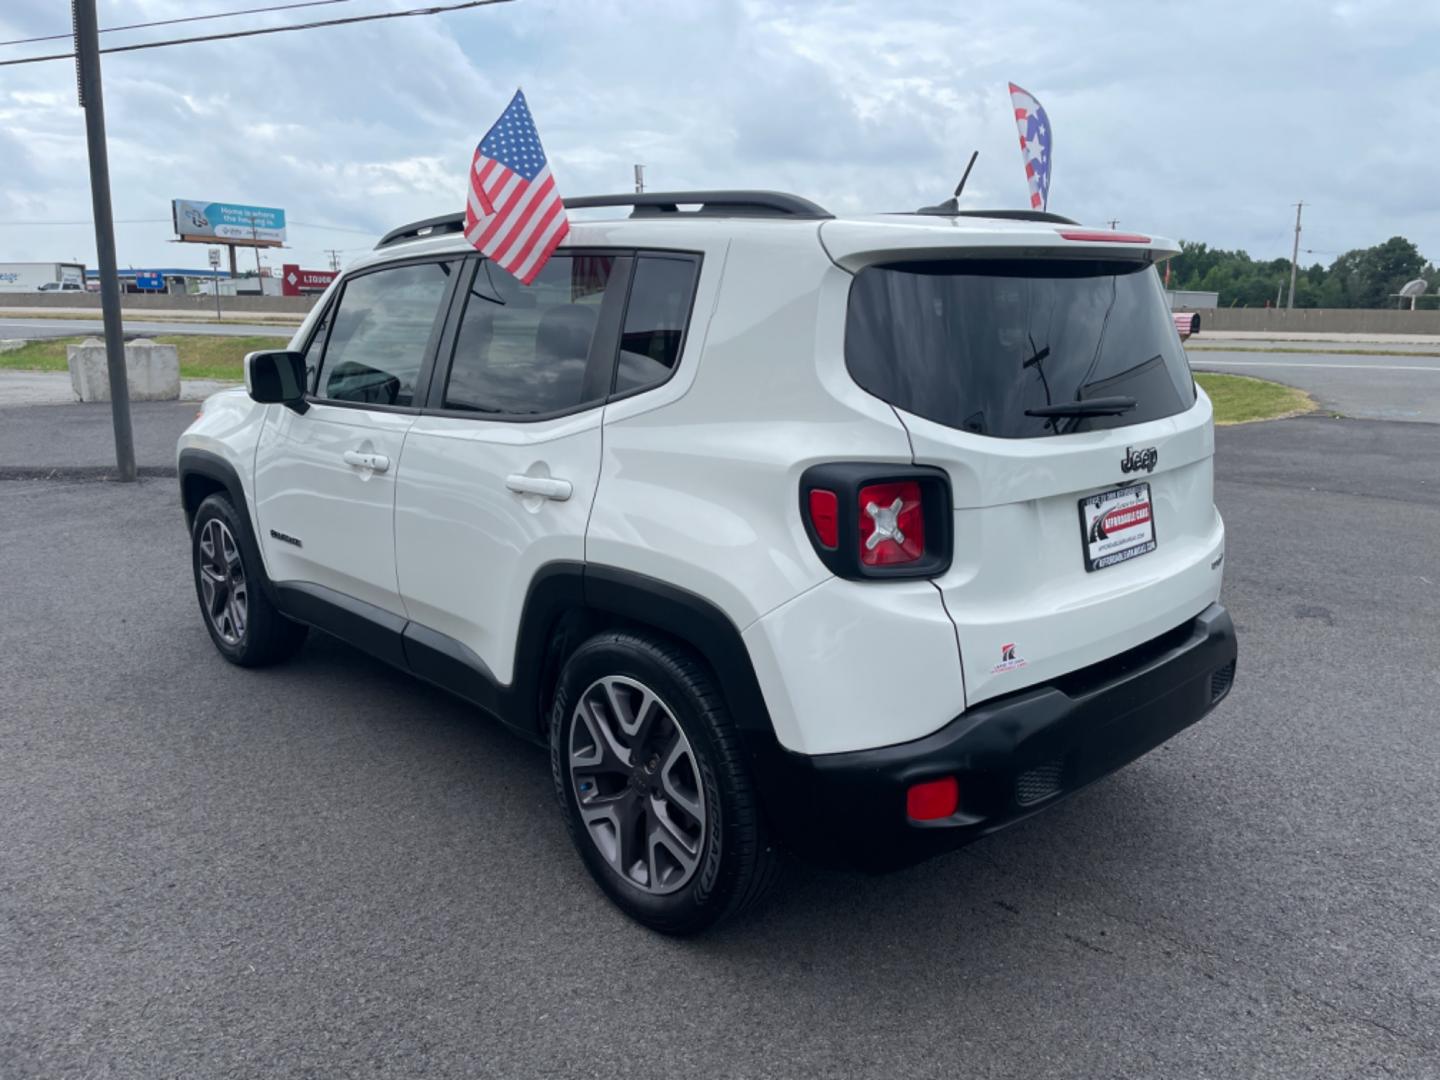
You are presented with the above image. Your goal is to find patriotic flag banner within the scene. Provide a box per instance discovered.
[1007,82,1052,210]
[464,89,569,284]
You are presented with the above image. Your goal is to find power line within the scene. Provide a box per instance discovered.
[0,218,379,235]
[0,0,516,67]
[289,220,379,235]
[0,1,354,48]
[0,218,169,226]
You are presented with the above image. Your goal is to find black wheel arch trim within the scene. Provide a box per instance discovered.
[178,448,280,605]
[178,448,245,527]
[579,565,773,736]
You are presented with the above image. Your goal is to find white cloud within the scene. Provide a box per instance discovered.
[0,0,1435,271]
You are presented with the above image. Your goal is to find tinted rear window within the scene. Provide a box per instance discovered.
[845,259,1195,438]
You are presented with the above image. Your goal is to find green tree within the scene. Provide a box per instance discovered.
[1167,235,1432,308]
[1326,237,1425,308]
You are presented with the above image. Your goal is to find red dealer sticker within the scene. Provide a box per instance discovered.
[1079,482,1157,572]
[1100,501,1152,534]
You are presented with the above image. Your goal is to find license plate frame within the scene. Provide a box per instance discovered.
[1078,482,1157,572]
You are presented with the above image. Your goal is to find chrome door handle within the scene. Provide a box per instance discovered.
[505,474,572,501]
[343,450,390,473]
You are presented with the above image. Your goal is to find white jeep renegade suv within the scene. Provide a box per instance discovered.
[177,191,1237,935]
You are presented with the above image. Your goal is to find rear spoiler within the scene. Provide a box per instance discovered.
[817,219,1183,274]
[1173,311,1200,341]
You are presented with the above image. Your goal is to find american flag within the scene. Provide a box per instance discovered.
[463,89,569,284]
[1008,82,1052,210]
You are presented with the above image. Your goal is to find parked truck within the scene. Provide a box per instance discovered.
[0,262,87,293]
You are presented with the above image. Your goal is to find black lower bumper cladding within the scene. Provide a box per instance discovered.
[757,604,1238,871]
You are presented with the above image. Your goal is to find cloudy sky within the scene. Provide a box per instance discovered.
[0,0,1436,274]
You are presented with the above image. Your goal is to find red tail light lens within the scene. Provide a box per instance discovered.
[807,489,839,549]
[907,776,959,821]
[858,481,925,566]
[799,464,952,580]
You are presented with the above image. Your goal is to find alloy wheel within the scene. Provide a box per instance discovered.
[568,676,707,895]
[197,519,248,646]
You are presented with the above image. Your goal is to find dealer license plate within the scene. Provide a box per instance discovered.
[1079,483,1157,572]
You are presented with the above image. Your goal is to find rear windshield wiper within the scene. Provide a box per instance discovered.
[1025,396,1138,419]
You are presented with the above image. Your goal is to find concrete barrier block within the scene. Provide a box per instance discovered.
[66,338,107,401]
[124,338,181,400]
[66,337,181,402]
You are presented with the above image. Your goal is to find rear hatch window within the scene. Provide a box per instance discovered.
[845,258,1195,438]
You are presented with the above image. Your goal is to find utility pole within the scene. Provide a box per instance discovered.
[634,164,645,194]
[325,249,342,271]
[1106,218,1120,230]
[1287,201,1304,309]
[208,246,223,322]
[73,0,135,482]
[250,217,265,293]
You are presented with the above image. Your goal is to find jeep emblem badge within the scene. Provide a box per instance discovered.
[1121,446,1158,474]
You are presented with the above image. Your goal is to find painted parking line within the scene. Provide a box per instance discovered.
[1194,360,1440,373]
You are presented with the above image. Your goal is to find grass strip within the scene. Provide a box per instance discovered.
[0,335,289,381]
[1194,372,1318,425]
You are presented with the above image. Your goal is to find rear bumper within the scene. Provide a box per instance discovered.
[750,603,1237,871]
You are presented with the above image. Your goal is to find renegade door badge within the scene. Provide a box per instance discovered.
[992,643,1027,674]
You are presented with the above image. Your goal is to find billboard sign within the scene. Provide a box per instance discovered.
[172,199,286,246]
[281,264,339,296]
[135,271,166,291]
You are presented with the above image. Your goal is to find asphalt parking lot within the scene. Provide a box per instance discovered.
[2,412,1438,1078]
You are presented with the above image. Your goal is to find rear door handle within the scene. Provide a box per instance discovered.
[343,450,390,473]
[505,474,572,501]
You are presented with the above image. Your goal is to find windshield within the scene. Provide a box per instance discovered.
[845,258,1195,438]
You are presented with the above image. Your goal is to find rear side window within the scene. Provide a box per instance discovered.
[845,259,1195,438]
[615,255,700,395]
[443,254,616,415]
[316,261,455,407]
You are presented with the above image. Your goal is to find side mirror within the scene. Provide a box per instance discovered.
[244,350,308,412]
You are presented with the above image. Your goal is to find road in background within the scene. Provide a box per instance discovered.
[1193,337,1440,354]
[1,415,1438,1078]
[0,317,295,340]
[1191,348,1440,422]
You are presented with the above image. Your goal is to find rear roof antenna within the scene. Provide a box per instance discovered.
[919,150,979,215]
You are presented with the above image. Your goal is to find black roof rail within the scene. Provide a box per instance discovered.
[374,190,832,249]
[566,191,832,219]
[375,213,466,249]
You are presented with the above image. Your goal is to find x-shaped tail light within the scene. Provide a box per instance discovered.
[864,498,907,550]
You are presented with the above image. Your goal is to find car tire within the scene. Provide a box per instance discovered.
[190,493,307,668]
[550,631,780,935]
